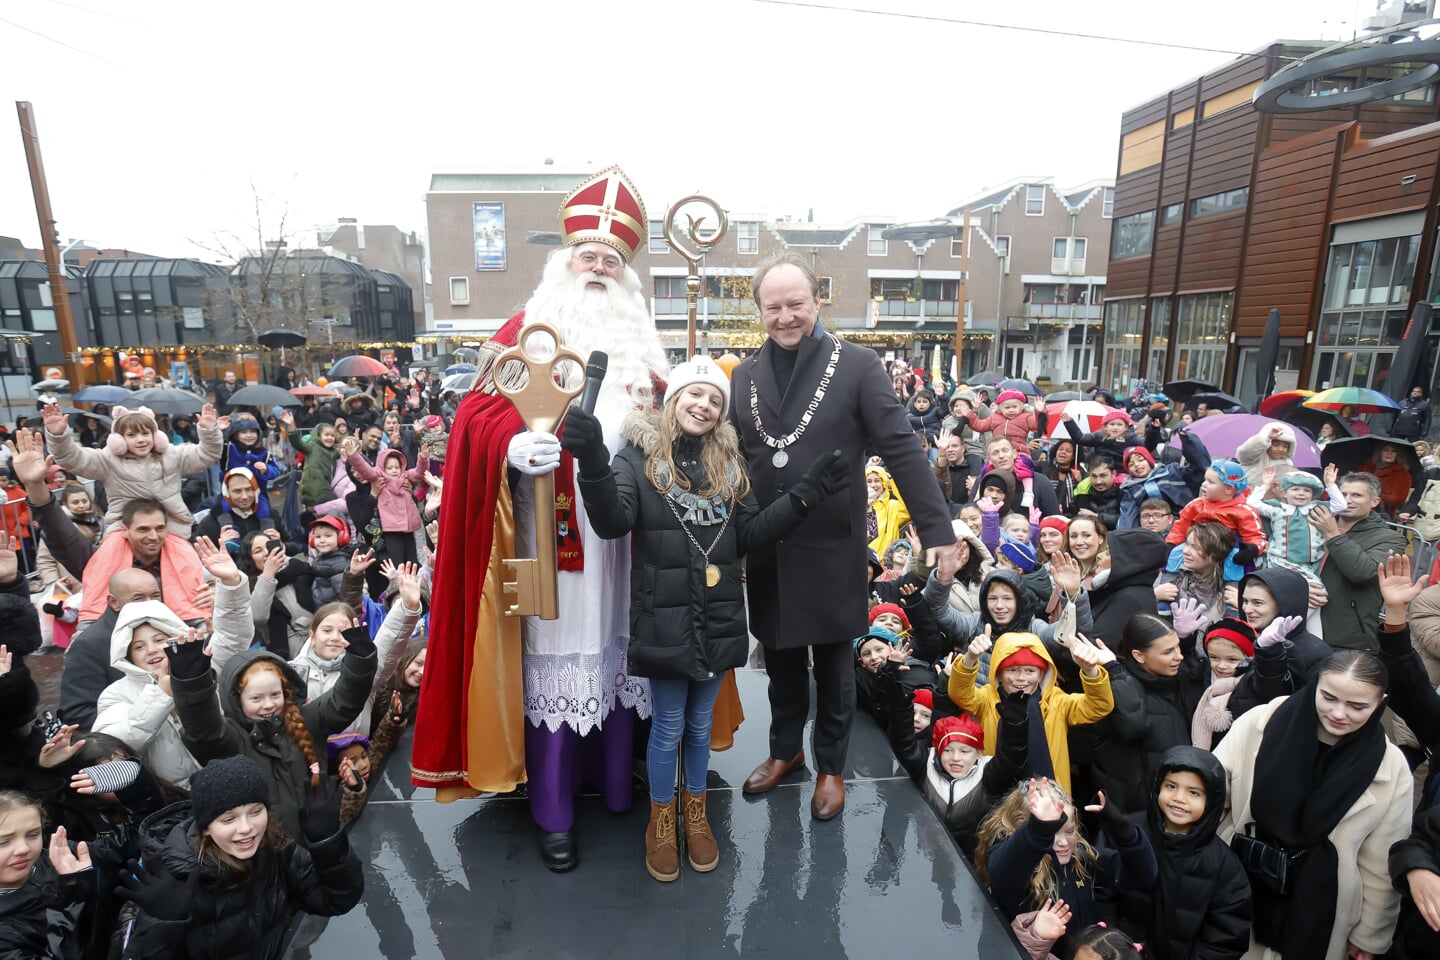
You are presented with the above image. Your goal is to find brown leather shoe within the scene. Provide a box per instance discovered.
[811,774,845,821]
[681,790,718,872]
[645,799,680,882]
[741,751,805,795]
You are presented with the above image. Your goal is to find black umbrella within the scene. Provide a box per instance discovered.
[127,387,205,415]
[1045,390,1083,402]
[57,407,111,424]
[966,370,1002,386]
[1189,391,1244,413]
[258,328,307,349]
[227,384,303,408]
[1322,436,1424,487]
[1254,308,1282,412]
[1164,378,1219,403]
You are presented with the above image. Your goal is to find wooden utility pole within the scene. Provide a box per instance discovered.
[16,101,82,389]
[955,208,970,379]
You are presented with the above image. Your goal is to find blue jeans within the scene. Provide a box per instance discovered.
[647,674,725,803]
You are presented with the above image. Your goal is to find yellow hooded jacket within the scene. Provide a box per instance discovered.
[866,465,911,556]
[946,631,1113,793]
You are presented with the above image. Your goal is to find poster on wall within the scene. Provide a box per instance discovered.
[169,361,191,387]
[474,201,506,271]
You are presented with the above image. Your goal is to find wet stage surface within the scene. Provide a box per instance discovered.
[286,669,1024,959]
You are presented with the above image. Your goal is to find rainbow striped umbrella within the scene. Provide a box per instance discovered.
[1257,389,1314,417]
[1302,386,1401,414]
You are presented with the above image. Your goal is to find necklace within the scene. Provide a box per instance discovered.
[662,492,735,588]
[750,334,842,468]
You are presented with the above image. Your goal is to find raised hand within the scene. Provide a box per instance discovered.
[196,403,218,430]
[1256,615,1302,649]
[390,689,407,725]
[6,429,50,488]
[1378,554,1429,612]
[0,644,10,677]
[1031,898,1072,942]
[1070,634,1115,675]
[397,562,423,609]
[420,442,432,460]
[338,755,361,789]
[216,415,231,432]
[0,533,14,588]
[379,557,399,581]
[1261,465,1278,488]
[1026,778,1066,822]
[194,536,241,586]
[115,856,191,921]
[1050,551,1081,595]
[1324,462,1339,487]
[280,410,296,428]
[963,624,993,667]
[40,402,68,434]
[1171,597,1209,637]
[340,437,359,458]
[38,724,87,769]
[48,826,92,876]
[348,547,376,575]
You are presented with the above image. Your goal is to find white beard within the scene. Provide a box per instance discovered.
[522,248,670,408]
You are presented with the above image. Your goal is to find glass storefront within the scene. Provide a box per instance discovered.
[1173,292,1233,387]
[1313,234,1419,390]
[1100,299,1144,393]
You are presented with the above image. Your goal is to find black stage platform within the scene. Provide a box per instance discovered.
[286,668,1025,959]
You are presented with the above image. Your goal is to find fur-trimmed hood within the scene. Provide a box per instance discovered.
[621,407,743,461]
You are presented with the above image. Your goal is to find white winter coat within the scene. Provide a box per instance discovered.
[1212,696,1413,960]
[289,598,420,734]
[92,578,254,788]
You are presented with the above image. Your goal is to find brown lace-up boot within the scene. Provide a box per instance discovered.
[645,798,680,882]
[681,790,718,872]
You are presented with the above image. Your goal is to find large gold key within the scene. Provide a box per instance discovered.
[493,322,585,620]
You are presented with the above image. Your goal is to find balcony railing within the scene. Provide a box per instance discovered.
[1023,303,1103,321]
[874,299,960,318]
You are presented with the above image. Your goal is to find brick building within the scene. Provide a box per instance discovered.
[425,169,1112,384]
[1100,39,1440,407]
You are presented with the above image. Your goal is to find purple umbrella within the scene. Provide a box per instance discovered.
[1167,413,1322,469]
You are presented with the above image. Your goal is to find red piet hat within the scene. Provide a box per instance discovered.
[912,688,934,710]
[869,602,911,631]
[933,714,984,751]
[997,646,1048,673]
[558,165,647,262]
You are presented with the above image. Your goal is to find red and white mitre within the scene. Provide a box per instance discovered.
[557,165,647,263]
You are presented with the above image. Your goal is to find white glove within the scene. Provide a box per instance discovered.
[507,431,562,476]
[1256,615,1302,650]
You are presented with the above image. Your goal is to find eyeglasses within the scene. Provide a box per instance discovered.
[576,251,623,272]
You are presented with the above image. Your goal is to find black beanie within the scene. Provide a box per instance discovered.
[191,755,270,828]
[0,594,41,657]
[0,656,39,734]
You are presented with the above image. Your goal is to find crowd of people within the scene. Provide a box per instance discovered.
[3,161,1440,960]
[0,355,442,958]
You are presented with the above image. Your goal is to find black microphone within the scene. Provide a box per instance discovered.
[578,351,608,415]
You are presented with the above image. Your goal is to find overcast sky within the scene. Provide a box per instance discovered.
[1,0,1374,262]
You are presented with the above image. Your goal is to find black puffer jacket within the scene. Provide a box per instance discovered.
[112,801,363,960]
[1120,747,1252,960]
[1090,653,1209,815]
[0,851,90,960]
[580,412,810,681]
[170,649,375,839]
[1389,805,1440,960]
[1088,528,1167,644]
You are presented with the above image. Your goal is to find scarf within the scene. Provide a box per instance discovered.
[1249,674,1387,958]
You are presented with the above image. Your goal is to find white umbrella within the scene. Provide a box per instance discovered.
[33,378,70,394]
[441,372,477,394]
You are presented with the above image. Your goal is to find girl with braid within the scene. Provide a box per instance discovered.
[165,623,377,839]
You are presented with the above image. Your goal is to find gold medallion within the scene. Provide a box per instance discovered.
[705,564,721,588]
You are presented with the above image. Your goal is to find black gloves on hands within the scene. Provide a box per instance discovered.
[115,857,193,922]
[301,778,344,845]
[996,688,1031,729]
[164,636,211,681]
[559,408,610,478]
[1233,542,1259,567]
[1090,792,1138,846]
[789,450,849,515]
[342,624,376,660]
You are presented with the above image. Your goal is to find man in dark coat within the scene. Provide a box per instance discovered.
[1088,527,1168,644]
[1392,386,1431,443]
[212,370,241,417]
[729,253,959,822]
[1314,471,1408,650]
